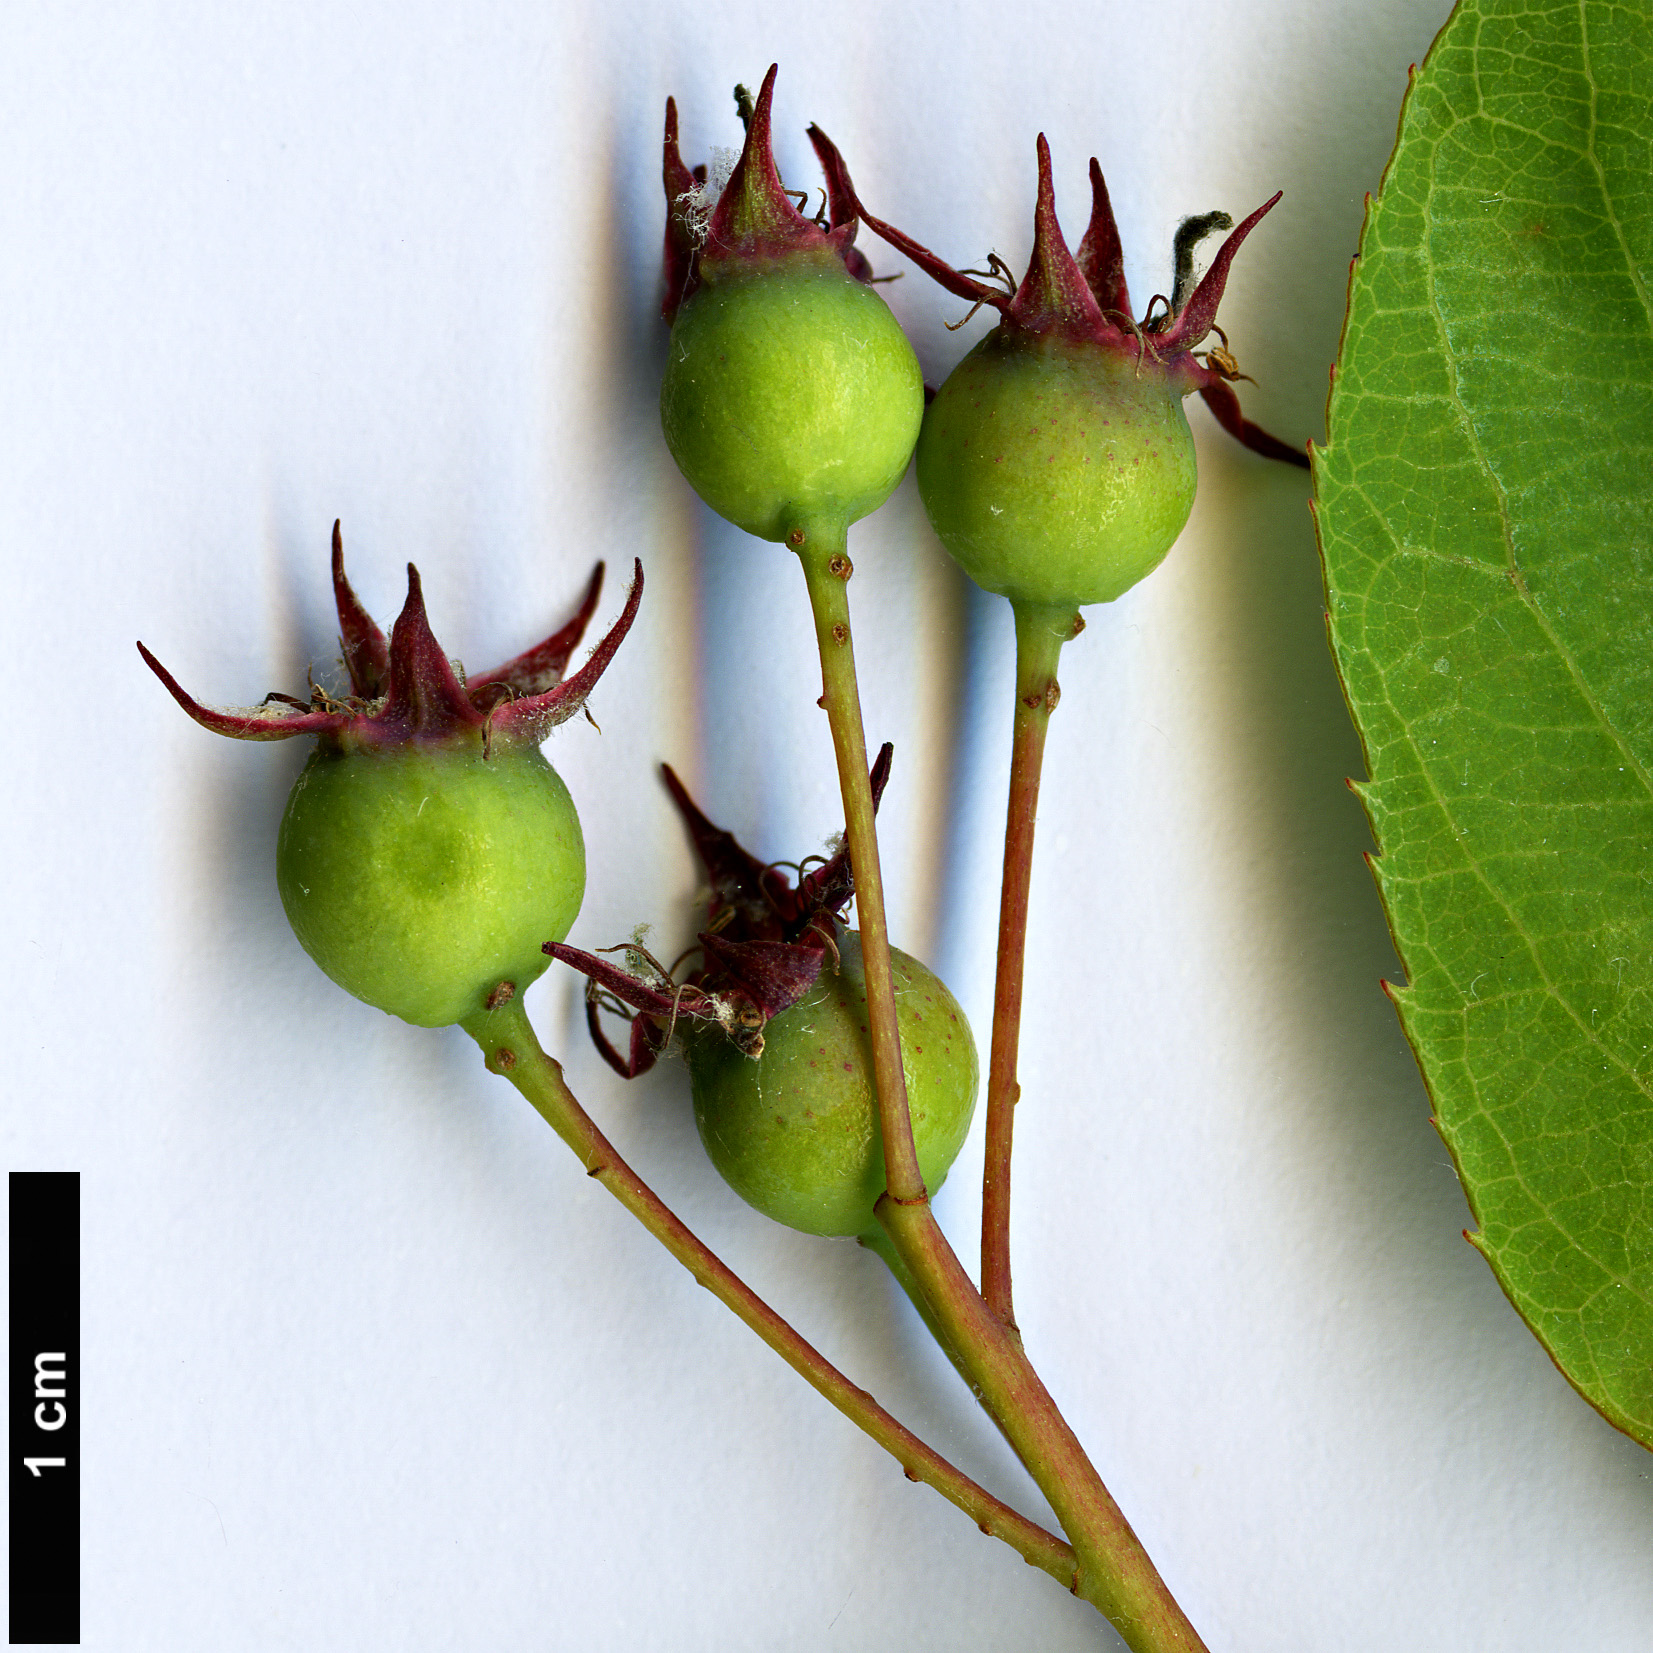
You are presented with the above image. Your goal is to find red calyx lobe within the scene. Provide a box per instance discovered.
[806,125,1309,468]
[661,65,875,324]
[138,521,642,752]
[548,745,894,1077]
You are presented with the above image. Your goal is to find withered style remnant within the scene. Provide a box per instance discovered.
[550,746,894,1075]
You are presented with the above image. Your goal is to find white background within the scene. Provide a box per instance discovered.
[5,0,1651,1648]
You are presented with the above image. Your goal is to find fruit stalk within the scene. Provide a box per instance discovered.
[794,526,1205,1651]
[792,523,927,1206]
[981,601,1071,1325]
[459,994,1077,1585]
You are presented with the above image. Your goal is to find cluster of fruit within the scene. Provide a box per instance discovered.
[138,66,1301,1646]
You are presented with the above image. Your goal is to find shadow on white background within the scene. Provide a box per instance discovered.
[4,0,1651,1647]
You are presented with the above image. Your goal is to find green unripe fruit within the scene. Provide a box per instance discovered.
[277,741,585,1028]
[917,332,1198,607]
[686,930,977,1239]
[661,255,925,541]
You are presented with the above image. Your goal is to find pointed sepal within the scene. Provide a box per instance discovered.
[805,124,877,284]
[823,140,1008,312]
[698,931,827,1020]
[662,98,702,322]
[554,747,897,1077]
[489,560,643,746]
[136,642,352,741]
[331,520,388,699]
[660,762,796,937]
[468,562,605,705]
[700,66,831,274]
[1007,136,1121,343]
[585,991,666,1079]
[1196,380,1309,469]
[1074,159,1129,320]
[1155,191,1282,354]
[144,528,644,752]
[842,134,1305,468]
[796,742,892,914]
[375,565,487,742]
[545,942,689,1020]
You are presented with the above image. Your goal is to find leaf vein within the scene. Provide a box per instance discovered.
[1578,0,1653,328]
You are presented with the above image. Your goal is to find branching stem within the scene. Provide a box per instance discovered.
[792,524,1205,1652]
[459,997,1076,1585]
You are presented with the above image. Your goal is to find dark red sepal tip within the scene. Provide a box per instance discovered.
[1156,191,1283,354]
[1006,136,1118,344]
[846,136,1308,468]
[489,560,643,747]
[662,97,701,323]
[374,564,487,742]
[698,931,828,1020]
[1074,158,1129,321]
[700,66,829,274]
[143,526,641,753]
[805,123,875,284]
[586,993,667,1079]
[469,562,605,703]
[137,641,351,742]
[552,745,897,1075]
[331,520,389,699]
[818,133,1006,313]
[1197,381,1310,469]
[660,761,796,936]
[545,941,686,1019]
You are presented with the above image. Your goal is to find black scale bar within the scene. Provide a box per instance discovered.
[9,1173,79,1646]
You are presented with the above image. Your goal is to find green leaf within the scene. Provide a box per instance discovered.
[1313,0,1653,1446]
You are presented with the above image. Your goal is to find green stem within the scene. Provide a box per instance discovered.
[875,1195,1204,1646]
[981,601,1073,1326]
[790,522,927,1207]
[858,1224,973,1390]
[459,995,1076,1587]
[791,524,1205,1651]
